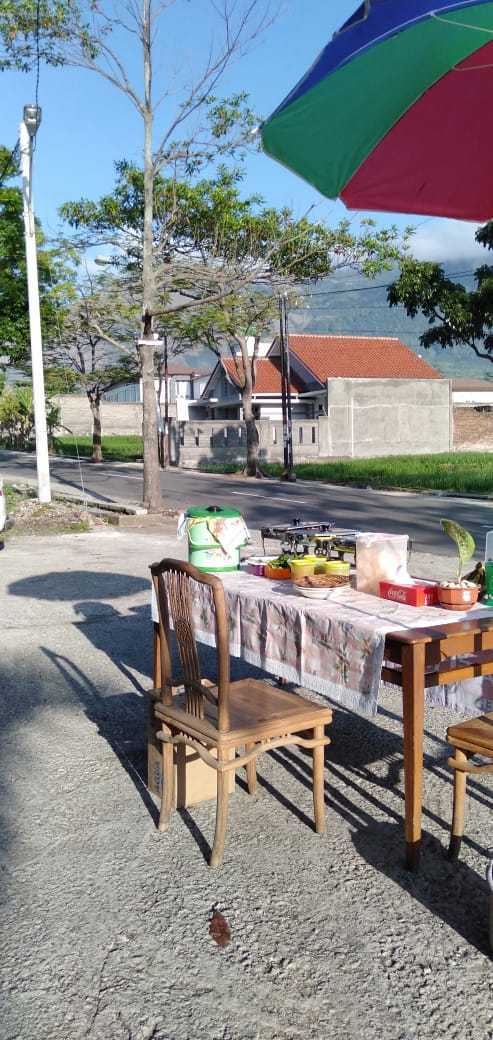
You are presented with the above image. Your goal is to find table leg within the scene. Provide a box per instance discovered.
[153,621,161,689]
[401,642,426,871]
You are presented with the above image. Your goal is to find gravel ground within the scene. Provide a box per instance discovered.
[1,527,492,1040]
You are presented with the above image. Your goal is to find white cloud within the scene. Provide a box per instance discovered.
[412,219,486,263]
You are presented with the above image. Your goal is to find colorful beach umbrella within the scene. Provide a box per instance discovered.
[261,1,493,220]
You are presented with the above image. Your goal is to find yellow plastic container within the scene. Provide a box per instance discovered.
[290,556,318,579]
[322,560,351,577]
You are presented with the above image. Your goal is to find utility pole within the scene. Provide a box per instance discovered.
[162,334,170,468]
[278,294,295,482]
[19,105,51,503]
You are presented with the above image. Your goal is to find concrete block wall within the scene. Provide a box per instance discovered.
[55,395,143,437]
[55,380,452,461]
[169,418,321,468]
[324,378,451,458]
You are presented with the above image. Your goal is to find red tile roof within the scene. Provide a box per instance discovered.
[222,357,301,394]
[286,335,442,381]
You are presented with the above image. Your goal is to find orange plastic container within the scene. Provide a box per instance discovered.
[265,564,292,580]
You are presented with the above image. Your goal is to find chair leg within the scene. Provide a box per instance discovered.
[448,748,469,861]
[312,724,326,835]
[158,741,174,833]
[210,753,230,868]
[245,742,257,794]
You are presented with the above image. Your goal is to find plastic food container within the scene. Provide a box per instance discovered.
[265,564,292,580]
[322,560,351,577]
[356,533,409,596]
[290,556,318,579]
[184,505,248,573]
[246,556,274,576]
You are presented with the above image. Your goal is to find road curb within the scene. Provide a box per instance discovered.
[7,481,144,516]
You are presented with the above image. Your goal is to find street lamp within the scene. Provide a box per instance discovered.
[19,103,51,503]
[23,104,42,136]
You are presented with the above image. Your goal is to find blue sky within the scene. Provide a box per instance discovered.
[0,0,485,262]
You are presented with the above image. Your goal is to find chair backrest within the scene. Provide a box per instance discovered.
[150,558,230,731]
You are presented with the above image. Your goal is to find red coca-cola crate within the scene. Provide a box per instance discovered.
[379,580,440,607]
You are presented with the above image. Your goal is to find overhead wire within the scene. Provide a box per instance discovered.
[296,268,477,300]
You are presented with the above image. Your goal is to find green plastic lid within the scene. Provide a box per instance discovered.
[186,505,242,519]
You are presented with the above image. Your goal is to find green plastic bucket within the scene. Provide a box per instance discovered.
[186,505,245,573]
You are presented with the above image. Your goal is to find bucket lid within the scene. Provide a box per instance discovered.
[186,505,241,519]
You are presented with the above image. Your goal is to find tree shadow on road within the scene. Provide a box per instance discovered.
[8,570,148,601]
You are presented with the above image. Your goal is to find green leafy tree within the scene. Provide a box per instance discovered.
[0,145,73,367]
[174,207,407,475]
[6,0,275,510]
[0,0,85,71]
[0,383,59,448]
[45,275,139,462]
[62,163,407,475]
[388,223,493,366]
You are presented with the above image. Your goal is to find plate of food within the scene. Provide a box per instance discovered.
[293,573,350,599]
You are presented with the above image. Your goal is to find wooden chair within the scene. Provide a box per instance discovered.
[150,558,332,867]
[446,713,493,860]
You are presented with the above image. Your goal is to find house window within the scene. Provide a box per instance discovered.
[299,427,303,445]
[312,426,316,444]
[210,428,214,448]
[272,427,277,444]
[195,430,200,447]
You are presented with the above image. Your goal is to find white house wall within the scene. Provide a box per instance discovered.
[453,391,493,405]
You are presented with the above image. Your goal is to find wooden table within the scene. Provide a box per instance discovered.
[152,611,493,871]
[382,615,493,869]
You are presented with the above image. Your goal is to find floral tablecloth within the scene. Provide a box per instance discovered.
[152,571,493,716]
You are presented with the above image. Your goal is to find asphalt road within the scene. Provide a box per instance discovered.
[2,448,493,556]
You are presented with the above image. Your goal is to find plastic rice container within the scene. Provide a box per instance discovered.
[322,560,351,577]
[290,556,318,579]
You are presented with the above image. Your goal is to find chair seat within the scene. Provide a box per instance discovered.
[155,678,332,746]
[447,712,493,756]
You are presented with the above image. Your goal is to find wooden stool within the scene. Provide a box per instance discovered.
[446,713,493,860]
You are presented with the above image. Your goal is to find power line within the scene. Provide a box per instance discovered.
[297,268,477,300]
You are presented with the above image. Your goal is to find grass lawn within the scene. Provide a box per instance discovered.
[53,435,143,462]
[199,453,493,495]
